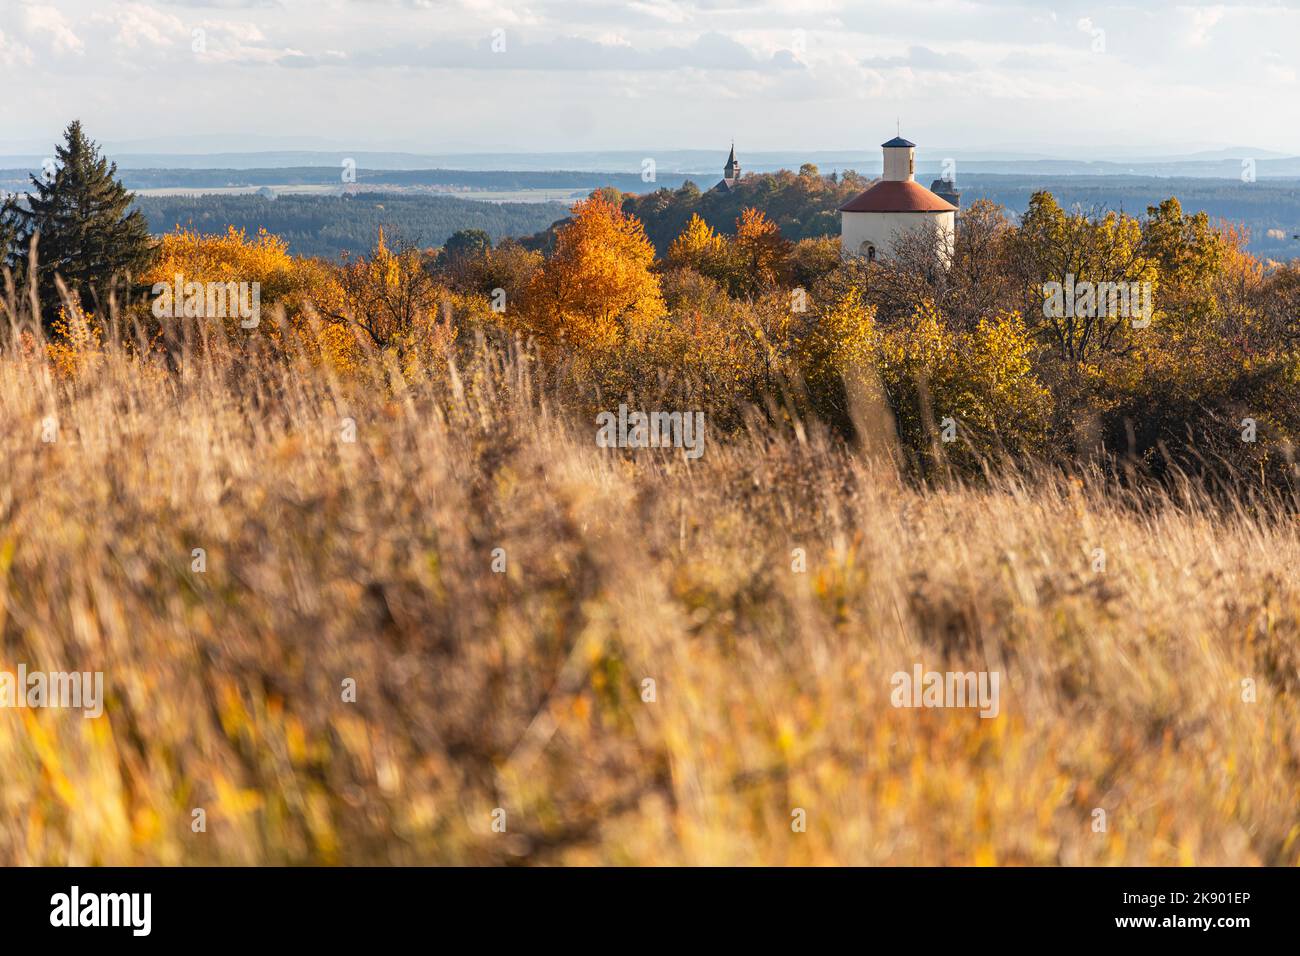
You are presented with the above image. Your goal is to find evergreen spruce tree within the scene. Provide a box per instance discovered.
[0,194,23,275]
[3,120,155,327]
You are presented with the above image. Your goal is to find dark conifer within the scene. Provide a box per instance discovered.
[2,120,155,327]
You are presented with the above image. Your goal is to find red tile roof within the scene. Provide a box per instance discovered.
[838,180,958,213]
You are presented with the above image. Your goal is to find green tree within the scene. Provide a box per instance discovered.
[3,120,155,327]
[434,227,494,291]
[438,228,492,264]
[1139,197,1225,330]
[1008,191,1156,365]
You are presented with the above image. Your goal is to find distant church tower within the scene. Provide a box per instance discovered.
[839,135,956,261]
[715,143,742,192]
[930,177,961,209]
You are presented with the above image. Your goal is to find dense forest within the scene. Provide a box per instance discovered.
[960,175,1300,261]
[133,192,569,258]
[117,166,687,193]
[594,166,873,255]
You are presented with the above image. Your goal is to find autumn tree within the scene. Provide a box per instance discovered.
[434,228,492,287]
[148,226,337,313]
[1139,198,1227,332]
[145,225,343,345]
[524,194,665,349]
[1007,191,1157,365]
[618,170,869,254]
[787,236,843,291]
[725,207,792,298]
[666,213,725,276]
[1256,261,1300,347]
[877,302,1052,470]
[943,199,1018,331]
[440,228,492,263]
[867,199,1016,332]
[332,229,440,348]
[795,286,878,431]
[473,239,543,307]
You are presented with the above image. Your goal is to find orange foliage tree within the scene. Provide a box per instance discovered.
[524,194,665,350]
[727,207,792,298]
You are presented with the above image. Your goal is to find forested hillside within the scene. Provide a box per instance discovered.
[598,167,871,254]
[960,175,1300,261]
[532,170,1300,262]
[57,165,1300,263]
[133,192,569,258]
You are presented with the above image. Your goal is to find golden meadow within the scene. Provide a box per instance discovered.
[2,189,1300,864]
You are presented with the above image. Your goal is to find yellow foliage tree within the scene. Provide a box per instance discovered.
[147,226,341,324]
[330,228,441,350]
[666,213,725,276]
[878,302,1051,466]
[796,286,879,428]
[45,302,105,379]
[144,225,350,370]
[1009,192,1159,364]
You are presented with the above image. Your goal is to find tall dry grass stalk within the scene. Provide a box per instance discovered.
[0,292,1297,865]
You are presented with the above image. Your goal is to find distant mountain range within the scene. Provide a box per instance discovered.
[0,166,689,199]
[2,149,1300,179]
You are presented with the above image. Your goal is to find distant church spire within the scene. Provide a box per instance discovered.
[724,142,740,178]
[716,141,742,192]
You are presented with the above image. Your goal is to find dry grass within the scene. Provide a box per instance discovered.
[0,314,1298,866]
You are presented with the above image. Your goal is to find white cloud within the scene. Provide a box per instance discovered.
[1183,5,1226,47]
[862,45,978,73]
[627,0,693,25]
[346,31,803,72]
[92,3,185,51]
[2,0,1299,153]
[22,5,86,55]
[0,29,36,68]
[192,20,284,64]
[1261,51,1296,85]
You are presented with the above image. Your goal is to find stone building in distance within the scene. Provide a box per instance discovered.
[838,135,957,261]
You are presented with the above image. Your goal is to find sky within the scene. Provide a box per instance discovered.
[1,0,1298,157]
